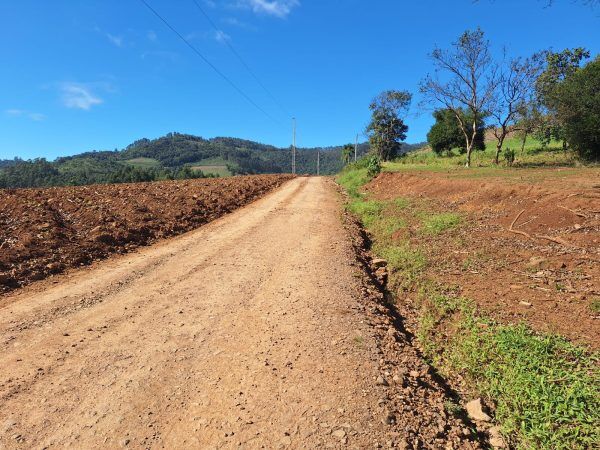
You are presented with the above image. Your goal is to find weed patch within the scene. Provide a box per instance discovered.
[422,213,462,235]
[374,243,426,288]
[416,285,600,449]
[348,199,384,228]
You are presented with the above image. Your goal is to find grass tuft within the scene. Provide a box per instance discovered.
[422,212,462,235]
[337,167,371,199]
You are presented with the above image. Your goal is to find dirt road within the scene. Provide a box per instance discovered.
[0,177,475,449]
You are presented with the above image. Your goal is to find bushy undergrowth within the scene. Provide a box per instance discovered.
[337,165,600,450]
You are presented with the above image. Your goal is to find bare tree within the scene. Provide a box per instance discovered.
[420,28,498,167]
[489,53,544,164]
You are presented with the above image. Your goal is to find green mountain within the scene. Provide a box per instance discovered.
[0,133,425,188]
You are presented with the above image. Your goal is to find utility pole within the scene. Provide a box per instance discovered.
[354,134,358,162]
[292,117,296,175]
[316,150,320,176]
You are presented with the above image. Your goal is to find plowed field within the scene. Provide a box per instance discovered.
[0,175,293,294]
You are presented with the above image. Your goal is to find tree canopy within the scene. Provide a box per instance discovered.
[366,90,411,161]
[427,109,485,155]
[552,56,600,159]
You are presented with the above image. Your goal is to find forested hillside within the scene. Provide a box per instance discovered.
[0,133,424,189]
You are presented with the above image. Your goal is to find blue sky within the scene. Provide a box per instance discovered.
[1,0,598,160]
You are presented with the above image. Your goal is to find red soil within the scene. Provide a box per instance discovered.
[366,169,600,348]
[0,175,293,294]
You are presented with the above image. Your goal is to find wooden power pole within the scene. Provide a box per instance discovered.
[317,150,320,176]
[292,117,296,175]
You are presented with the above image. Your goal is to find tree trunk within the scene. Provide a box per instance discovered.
[494,142,502,165]
[465,142,473,168]
[520,132,527,155]
[466,120,477,168]
[494,126,507,165]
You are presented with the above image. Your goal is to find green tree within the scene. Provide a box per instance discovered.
[366,90,411,161]
[490,53,544,164]
[341,144,354,164]
[514,102,544,155]
[553,56,600,160]
[427,109,485,155]
[536,48,590,150]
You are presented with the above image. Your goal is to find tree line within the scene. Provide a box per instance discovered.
[361,29,599,167]
[0,159,211,189]
[0,134,376,189]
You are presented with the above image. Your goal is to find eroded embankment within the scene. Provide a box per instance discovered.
[0,174,294,294]
[339,167,600,449]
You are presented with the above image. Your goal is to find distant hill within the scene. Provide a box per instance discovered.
[0,133,426,188]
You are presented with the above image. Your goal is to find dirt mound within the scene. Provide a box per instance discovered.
[0,175,293,294]
[366,170,600,348]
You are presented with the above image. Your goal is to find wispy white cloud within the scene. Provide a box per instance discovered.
[240,0,299,18]
[222,17,258,31]
[5,109,25,117]
[28,112,46,121]
[106,33,124,47]
[60,83,103,110]
[4,109,46,121]
[147,30,157,42]
[184,30,202,41]
[213,30,231,44]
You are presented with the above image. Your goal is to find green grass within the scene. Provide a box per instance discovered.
[370,216,407,238]
[191,157,231,166]
[591,298,600,314]
[421,290,600,450]
[337,164,600,450]
[393,197,411,209]
[190,165,231,177]
[347,199,384,228]
[123,157,161,168]
[187,158,235,177]
[421,212,462,235]
[337,167,371,198]
[374,242,427,287]
[387,136,580,173]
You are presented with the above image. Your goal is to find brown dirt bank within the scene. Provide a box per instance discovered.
[366,170,600,348]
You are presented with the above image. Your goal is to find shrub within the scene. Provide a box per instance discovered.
[366,155,382,177]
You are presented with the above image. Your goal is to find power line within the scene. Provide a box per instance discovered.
[191,0,291,118]
[139,0,282,127]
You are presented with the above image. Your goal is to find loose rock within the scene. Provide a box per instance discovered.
[465,399,491,422]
